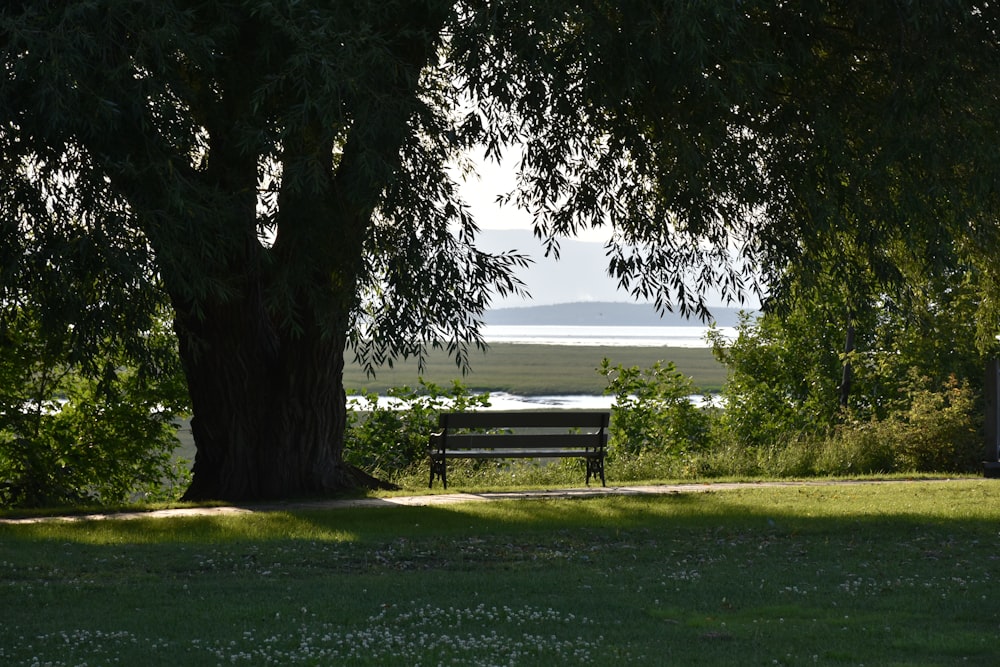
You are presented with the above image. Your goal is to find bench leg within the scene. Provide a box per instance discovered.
[585,457,606,487]
[429,457,448,489]
[427,458,442,489]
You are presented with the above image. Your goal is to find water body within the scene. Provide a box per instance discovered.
[486,392,720,410]
[347,391,617,412]
[348,391,718,411]
[481,324,735,347]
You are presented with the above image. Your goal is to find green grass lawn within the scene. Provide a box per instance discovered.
[2,480,998,666]
[344,343,726,395]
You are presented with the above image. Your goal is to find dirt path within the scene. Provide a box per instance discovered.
[0,478,967,525]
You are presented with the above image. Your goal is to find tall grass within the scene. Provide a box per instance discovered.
[2,480,999,665]
[344,343,726,395]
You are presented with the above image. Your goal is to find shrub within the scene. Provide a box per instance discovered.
[345,379,490,482]
[709,313,842,450]
[0,313,190,508]
[687,375,981,479]
[890,374,981,472]
[599,358,712,461]
[814,422,897,475]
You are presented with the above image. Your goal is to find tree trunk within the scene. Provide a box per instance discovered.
[154,5,446,502]
[839,315,856,410]
[174,287,386,502]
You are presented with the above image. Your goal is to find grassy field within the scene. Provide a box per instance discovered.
[344,343,726,395]
[2,479,999,665]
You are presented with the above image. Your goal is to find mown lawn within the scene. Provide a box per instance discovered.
[2,479,998,666]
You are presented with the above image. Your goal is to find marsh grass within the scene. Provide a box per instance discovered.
[3,480,1000,665]
[343,343,726,395]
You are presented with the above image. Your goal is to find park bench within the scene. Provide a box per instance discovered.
[428,411,610,489]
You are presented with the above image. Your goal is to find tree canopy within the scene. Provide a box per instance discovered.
[2,1,999,500]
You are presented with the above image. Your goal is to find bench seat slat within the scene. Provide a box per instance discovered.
[434,433,606,450]
[438,450,602,459]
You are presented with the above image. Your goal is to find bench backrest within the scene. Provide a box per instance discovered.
[438,411,610,431]
[434,411,610,452]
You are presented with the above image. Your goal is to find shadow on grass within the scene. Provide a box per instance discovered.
[3,481,999,666]
[5,479,997,546]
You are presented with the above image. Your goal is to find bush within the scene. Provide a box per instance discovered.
[817,375,980,476]
[0,311,190,508]
[889,374,981,472]
[813,423,897,475]
[345,379,490,482]
[687,375,981,479]
[0,374,190,507]
[709,313,842,449]
[599,357,712,462]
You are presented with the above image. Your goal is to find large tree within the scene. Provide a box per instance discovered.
[2,1,998,501]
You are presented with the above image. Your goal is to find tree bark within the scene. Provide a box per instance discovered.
[174,284,392,502]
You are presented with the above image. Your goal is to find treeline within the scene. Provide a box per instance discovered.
[0,265,991,506]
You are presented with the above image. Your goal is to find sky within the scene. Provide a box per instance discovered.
[457,156,758,310]
[459,154,611,243]
[458,158,625,308]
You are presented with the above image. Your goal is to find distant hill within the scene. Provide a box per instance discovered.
[484,301,749,327]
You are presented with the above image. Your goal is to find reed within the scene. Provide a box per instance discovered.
[345,343,726,395]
